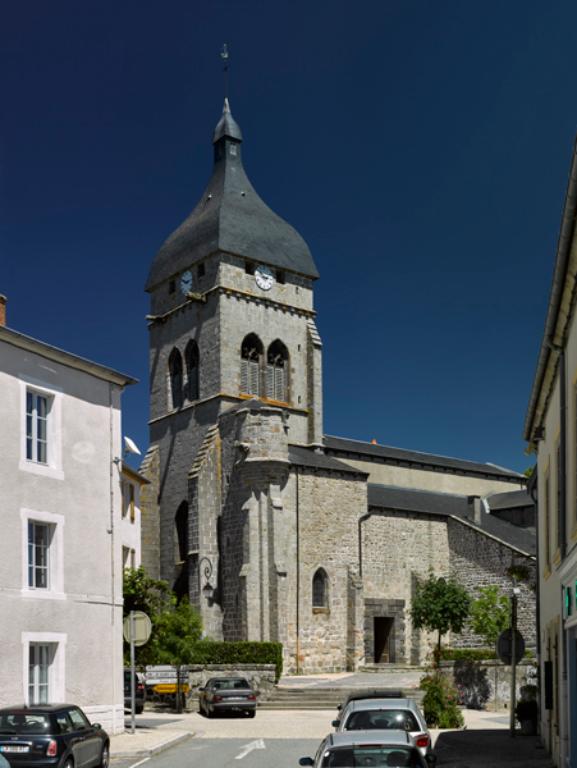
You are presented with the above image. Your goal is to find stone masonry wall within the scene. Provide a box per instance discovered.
[282,468,367,673]
[362,510,451,664]
[447,518,536,648]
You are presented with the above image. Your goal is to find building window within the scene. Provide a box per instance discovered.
[169,279,176,294]
[240,334,263,396]
[245,261,255,275]
[123,481,136,522]
[312,568,329,609]
[175,502,189,563]
[26,391,50,464]
[123,547,135,570]
[266,340,289,402]
[168,348,184,409]
[28,521,53,589]
[197,263,205,278]
[185,340,200,401]
[28,643,55,704]
[276,270,285,284]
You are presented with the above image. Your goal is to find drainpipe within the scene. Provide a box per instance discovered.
[358,511,372,578]
[295,467,300,674]
[108,384,117,728]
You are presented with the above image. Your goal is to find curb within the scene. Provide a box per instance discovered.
[112,731,193,759]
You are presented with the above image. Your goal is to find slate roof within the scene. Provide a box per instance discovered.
[486,489,533,511]
[146,99,319,291]
[288,445,368,476]
[324,435,524,482]
[367,483,536,556]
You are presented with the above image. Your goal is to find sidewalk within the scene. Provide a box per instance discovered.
[110,713,194,759]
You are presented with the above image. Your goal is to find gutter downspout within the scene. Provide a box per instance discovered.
[295,467,300,674]
[558,348,567,560]
[108,383,118,729]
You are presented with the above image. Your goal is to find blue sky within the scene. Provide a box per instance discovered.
[2,0,576,473]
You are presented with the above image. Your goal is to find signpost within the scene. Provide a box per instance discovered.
[123,611,152,735]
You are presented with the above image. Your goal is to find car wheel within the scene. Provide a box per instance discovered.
[247,710,256,718]
[62,760,74,768]
[206,705,213,718]
[98,743,110,768]
[135,705,144,715]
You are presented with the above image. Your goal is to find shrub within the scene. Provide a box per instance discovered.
[190,641,283,681]
[439,647,534,662]
[420,672,464,728]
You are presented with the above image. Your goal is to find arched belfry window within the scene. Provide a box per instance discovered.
[266,340,289,402]
[240,334,263,396]
[312,568,329,609]
[169,348,184,409]
[185,340,199,401]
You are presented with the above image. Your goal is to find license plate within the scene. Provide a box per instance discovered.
[1,745,30,753]
[226,696,246,701]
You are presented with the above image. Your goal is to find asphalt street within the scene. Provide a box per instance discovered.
[111,737,319,768]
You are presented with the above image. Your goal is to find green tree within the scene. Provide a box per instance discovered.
[470,585,509,647]
[123,566,171,617]
[149,601,203,712]
[411,574,471,664]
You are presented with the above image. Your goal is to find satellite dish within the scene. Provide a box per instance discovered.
[123,436,141,456]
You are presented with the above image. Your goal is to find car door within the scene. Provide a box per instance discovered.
[67,707,99,767]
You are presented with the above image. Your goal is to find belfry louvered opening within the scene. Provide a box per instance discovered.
[168,348,184,409]
[240,334,263,396]
[266,340,289,402]
[185,340,200,401]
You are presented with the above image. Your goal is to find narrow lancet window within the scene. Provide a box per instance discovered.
[169,348,184,409]
[240,334,263,396]
[266,340,289,402]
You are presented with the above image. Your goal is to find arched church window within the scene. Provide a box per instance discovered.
[240,334,263,396]
[266,340,289,402]
[175,501,189,563]
[312,568,329,609]
[168,348,184,409]
[185,340,200,401]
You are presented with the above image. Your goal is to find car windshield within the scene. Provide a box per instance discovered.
[322,746,424,767]
[345,710,419,731]
[0,713,51,734]
[211,679,250,690]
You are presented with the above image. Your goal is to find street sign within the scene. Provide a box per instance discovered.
[497,628,525,666]
[123,611,152,647]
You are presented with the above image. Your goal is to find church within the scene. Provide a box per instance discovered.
[140,99,536,673]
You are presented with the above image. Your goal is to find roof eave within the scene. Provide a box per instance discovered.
[524,137,577,443]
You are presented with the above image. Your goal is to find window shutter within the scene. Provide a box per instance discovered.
[249,360,260,395]
[266,365,275,399]
[240,359,249,393]
[275,366,285,401]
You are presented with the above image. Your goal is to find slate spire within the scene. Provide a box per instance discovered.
[146,100,319,291]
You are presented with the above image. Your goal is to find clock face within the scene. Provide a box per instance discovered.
[254,265,274,291]
[180,270,193,295]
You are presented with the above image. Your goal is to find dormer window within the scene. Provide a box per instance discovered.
[245,261,255,276]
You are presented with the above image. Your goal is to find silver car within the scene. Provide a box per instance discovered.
[299,730,436,767]
[332,698,432,759]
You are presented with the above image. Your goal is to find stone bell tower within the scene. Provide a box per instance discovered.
[142,100,323,632]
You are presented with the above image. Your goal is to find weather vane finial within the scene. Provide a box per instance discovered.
[220,43,229,99]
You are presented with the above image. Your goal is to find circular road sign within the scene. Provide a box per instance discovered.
[497,628,525,666]
[123,611,152,647]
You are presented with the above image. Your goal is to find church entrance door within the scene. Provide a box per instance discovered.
[374,617,394,663]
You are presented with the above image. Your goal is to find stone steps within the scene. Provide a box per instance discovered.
[259,686,424,710]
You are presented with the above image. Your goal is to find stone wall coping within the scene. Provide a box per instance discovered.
[439,659,534,668]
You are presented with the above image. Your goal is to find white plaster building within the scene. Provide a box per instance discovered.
[525,140,577,767]
[0,297,136,734]
[120,465,148,572]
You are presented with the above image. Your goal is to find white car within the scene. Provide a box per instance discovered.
[332,698,432,759]
[299,730,436,767]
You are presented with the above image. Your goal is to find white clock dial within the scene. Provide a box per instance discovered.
[180,270,193,295]
[254,265,274,291]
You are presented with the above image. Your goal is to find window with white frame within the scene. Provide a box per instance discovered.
[28,643,55,704]
[22,510,64,597]
[28,521,53,589]
[26,390,50,464]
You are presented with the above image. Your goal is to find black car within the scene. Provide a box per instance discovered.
[0,704,109,768]
[123,670,146,714]
[197,677,257,717]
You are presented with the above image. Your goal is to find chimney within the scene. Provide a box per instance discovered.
[0,295,6,327]
[467,495,482,525]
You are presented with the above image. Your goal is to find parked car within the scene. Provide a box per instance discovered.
[0,704,109,768]
[124,669,146,714]
[337,690,405,711]
[197,677,257,717]
[332,698,432,759]
[299,730,436,767]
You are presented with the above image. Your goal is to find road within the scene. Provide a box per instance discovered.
[112,736,319,768]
